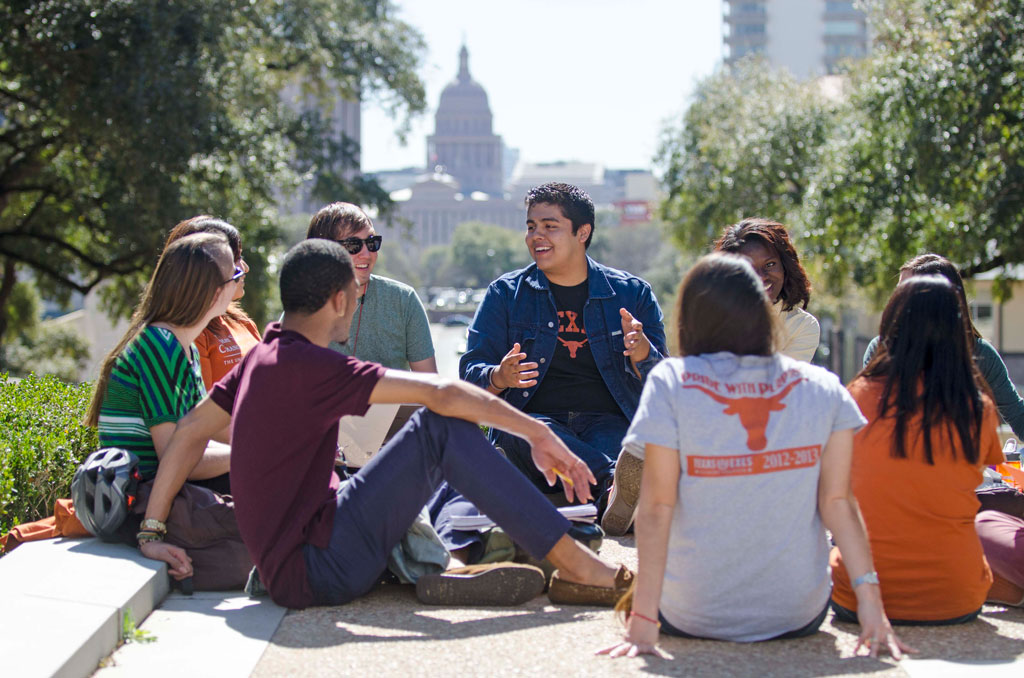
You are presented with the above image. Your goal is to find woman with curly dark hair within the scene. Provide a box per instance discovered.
[714,218,819,362]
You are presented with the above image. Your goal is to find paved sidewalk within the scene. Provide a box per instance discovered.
[254,537,1024,678]
[3,534,1022,678]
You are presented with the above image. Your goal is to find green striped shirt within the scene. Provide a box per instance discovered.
[98,326,206,479]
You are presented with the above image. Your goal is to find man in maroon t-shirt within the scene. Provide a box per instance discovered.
[135,240,627,608]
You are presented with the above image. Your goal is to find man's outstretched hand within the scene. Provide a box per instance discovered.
[620,308,651,366]
[490,343,539,391]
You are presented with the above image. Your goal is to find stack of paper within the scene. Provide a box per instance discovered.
[449,503,597,531]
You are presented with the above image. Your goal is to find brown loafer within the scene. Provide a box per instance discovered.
[416,563,546,606]
[547,564,634,607]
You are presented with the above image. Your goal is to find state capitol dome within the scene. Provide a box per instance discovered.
[427,44,504,196]
[434,45,494,136]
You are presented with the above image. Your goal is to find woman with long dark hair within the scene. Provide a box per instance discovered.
[714,218,819,362]
[164,216,261,390]
[600,253,907,658]
[86,233,241,482]
[863,254,1024,439]
[831,275,1006,623]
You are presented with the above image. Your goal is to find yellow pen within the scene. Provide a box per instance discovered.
[552,468,574,487]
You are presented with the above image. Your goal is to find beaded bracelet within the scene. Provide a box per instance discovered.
[136,530,164,547]
[629,611,661,628]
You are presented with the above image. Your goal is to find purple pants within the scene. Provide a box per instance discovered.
[976,510,1024,590]
[303,409,571,605]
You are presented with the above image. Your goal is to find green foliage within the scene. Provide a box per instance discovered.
[448,222,531,288]
[0,373,98,536]
[658,59,838,252]
[121,609,156,645]
[657,0,1024,301]
[801,0,1024,300]
[0,0,426,332]
[2,324,91,382]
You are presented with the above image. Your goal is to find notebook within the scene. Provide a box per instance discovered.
[337,403,402,468]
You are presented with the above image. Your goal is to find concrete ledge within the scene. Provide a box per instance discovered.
[0,538,169,678]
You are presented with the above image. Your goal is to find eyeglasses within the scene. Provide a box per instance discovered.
[335,235,383,255]
[223,266,244,284]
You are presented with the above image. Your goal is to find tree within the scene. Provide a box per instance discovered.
[658,0,1024,301]
[657,59,837,253]
[0,0,426,343]
[449,222,530,288]
[801,0,1024,299]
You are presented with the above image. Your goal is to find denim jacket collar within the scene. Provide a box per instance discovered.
[522,256,615,300]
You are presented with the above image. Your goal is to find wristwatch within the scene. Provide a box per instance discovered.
[851,571,880,588]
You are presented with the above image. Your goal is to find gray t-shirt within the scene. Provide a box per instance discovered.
[623,352,865,642]
[330,275,434,370]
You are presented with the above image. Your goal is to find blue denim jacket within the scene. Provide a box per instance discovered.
[459,257,667,420]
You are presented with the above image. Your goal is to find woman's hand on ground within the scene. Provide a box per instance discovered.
[596,622,669,659]
[854,596,916,660]
[140,540,193,580]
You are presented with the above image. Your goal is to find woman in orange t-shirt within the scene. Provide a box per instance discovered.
[165,216,261,390]
[831,275,1004,624]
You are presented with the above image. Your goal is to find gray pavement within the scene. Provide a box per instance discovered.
[253,537,1024,678]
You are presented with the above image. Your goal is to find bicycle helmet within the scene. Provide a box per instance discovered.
[72,448,142,541]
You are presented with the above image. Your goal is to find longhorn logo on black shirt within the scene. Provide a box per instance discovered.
[557,310,588,358]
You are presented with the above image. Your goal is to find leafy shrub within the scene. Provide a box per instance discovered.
[0,373,98,536]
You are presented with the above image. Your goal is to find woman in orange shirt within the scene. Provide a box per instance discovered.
[164,216,261,390]
[831,275,1005,624]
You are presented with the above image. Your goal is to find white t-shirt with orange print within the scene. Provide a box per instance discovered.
[623,352,866,642]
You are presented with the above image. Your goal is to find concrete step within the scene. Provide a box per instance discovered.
[0,538,169,678]
[94,592,286,678]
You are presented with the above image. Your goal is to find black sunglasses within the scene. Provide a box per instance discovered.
[222,266,245,285]
[336,235,382,255]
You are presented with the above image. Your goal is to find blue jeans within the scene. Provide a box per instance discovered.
[829,600,981,626]
[302,409,571,605]
[492,411,629,496]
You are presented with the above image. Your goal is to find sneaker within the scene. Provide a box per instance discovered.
[416,563,546,606]
[601,450,643,536]
[548,564,634,607]
[244,566,268,598]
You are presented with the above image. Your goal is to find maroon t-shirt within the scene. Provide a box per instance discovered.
[210,323,386,608]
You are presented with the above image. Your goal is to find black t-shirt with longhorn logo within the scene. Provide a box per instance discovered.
[525,280,621,415]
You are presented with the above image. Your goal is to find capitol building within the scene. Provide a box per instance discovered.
[373,45,658,249]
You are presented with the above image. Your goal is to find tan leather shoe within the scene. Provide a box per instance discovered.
[547,564,634,607]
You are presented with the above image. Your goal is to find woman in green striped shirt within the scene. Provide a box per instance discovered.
[85,232,242,484]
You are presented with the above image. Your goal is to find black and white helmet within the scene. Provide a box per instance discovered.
[72,448,142,541]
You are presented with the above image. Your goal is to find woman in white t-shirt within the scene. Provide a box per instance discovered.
[599,254,910,659]
[714,218,820,362]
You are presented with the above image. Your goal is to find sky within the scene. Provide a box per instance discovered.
[360,0,724,174]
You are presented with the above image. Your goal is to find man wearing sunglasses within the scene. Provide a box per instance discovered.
[460,183,667,528]
[306,202,437,373]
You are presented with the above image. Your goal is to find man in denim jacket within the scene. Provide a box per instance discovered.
[459,183,667,509]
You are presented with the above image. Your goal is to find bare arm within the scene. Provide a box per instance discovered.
[368,370,595,502]
[145,398,232,522]
[409,356,438,373]
[818,429,913,659]
[139,397,232,577]
[150,418,230,480]
[600,443,678,658]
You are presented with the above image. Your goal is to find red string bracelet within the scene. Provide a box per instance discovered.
[629,611,661,628]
